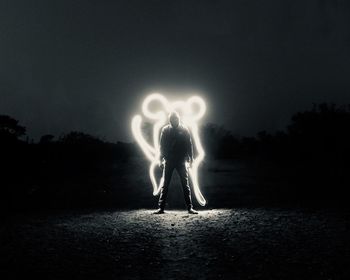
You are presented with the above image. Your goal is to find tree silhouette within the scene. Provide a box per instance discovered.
[0,115,26,142]
[58,131,103,145]
[201,123,241,158]
[40,134,55,144]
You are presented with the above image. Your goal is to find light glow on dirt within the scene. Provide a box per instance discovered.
[131,93,207,206]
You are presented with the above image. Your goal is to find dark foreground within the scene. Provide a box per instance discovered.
[1,209,350,279]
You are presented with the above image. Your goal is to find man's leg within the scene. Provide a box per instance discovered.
[176,162,193,210]
[157,162,174,210]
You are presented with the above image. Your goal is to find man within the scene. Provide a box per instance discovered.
[153,111,198,214]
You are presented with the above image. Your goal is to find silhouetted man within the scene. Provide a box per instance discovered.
[153,111,198,214]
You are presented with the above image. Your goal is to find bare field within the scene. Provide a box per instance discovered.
[1,209,350,279]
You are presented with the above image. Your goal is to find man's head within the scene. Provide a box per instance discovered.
[169,111,180,128]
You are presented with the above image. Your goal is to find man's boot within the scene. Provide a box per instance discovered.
[153,208,165,214]
[188,207,198,214]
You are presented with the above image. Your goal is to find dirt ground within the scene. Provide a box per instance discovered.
[1,208,350,280]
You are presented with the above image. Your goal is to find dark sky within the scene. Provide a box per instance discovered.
[1,0,350,142]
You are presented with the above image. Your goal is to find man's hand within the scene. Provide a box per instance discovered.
[158,159,165,170]
[187,158,193,169]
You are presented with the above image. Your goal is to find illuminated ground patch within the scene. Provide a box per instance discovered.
[1,209,350,279]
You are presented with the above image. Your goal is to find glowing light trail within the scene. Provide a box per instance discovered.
[131,93,207,206]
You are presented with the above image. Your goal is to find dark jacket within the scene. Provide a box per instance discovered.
[159,124,193,163]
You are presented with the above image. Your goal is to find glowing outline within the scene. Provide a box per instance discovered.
[131,93,207,206]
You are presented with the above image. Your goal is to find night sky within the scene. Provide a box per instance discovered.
[1,0,350,142]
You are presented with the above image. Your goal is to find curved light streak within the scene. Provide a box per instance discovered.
[131,93,207,206]
[131,115,155,160]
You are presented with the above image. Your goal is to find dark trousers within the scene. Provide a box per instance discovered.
[158,160,193,210]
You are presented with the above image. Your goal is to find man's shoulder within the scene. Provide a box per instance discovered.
[161,124,190,133]
[161,124,172,133]
[179,124,190,134]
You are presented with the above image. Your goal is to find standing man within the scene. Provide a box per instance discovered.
[153,111,198,214]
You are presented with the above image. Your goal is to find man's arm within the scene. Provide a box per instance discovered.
[187,129,194,164]
[159,127,167,164]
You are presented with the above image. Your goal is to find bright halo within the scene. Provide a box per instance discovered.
[131,93,207,206]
